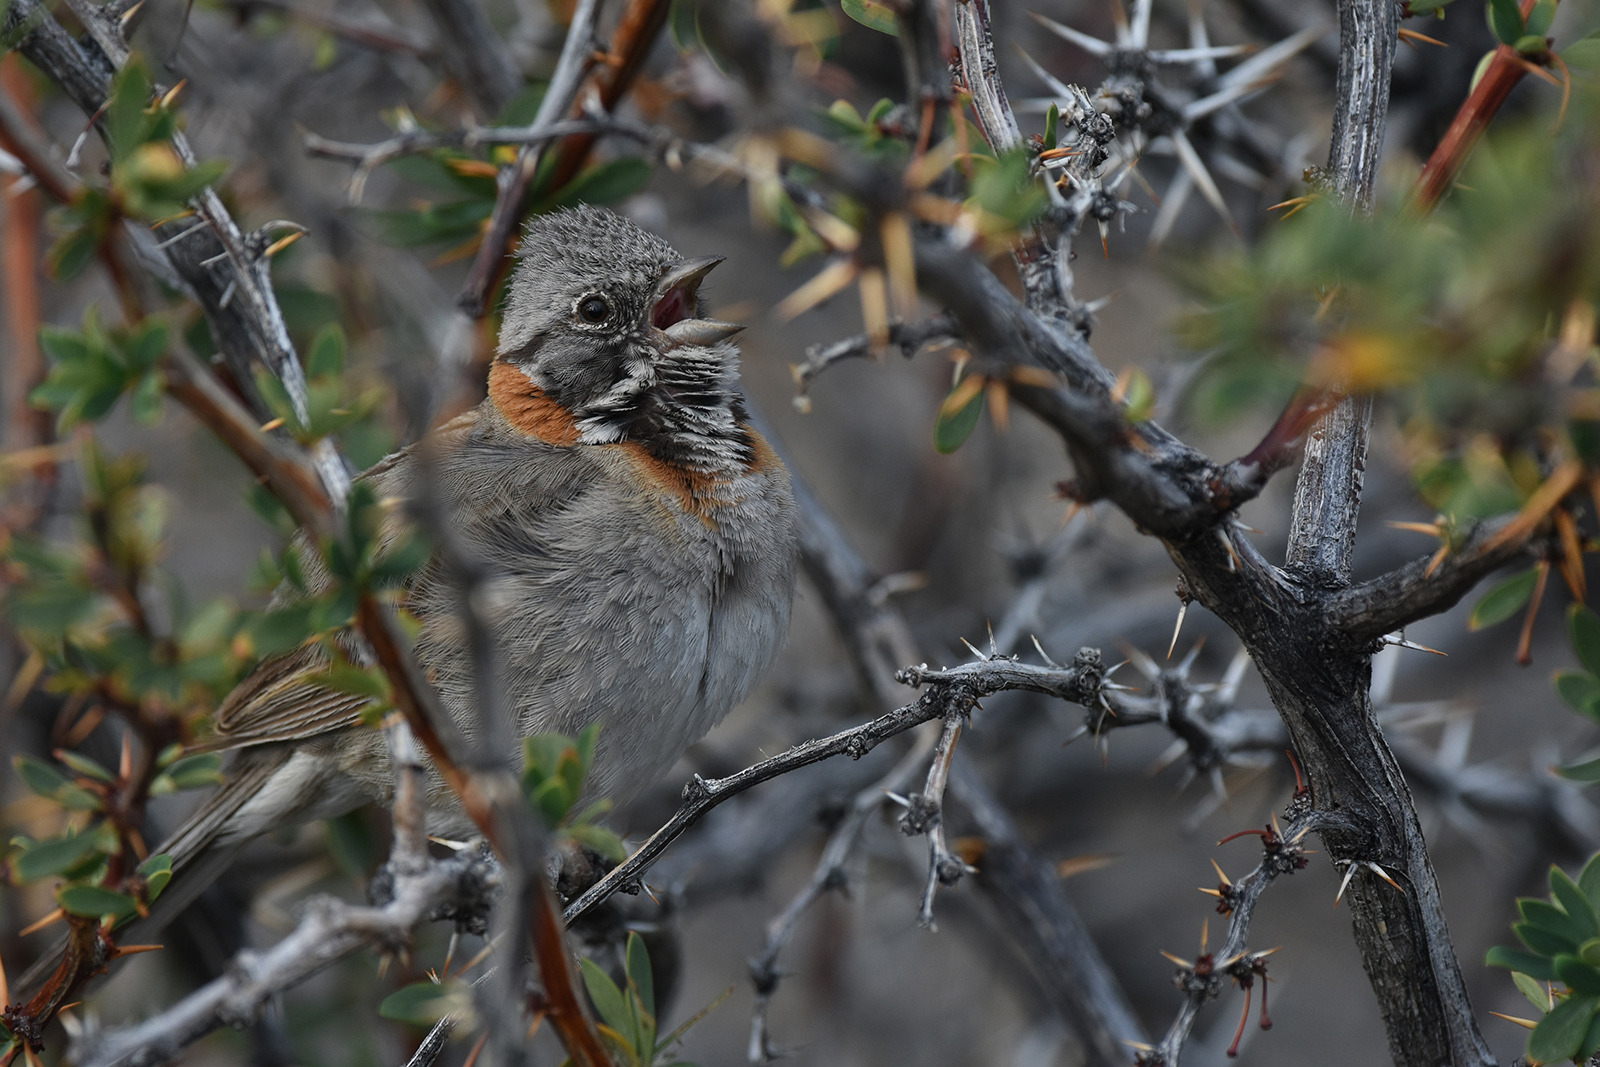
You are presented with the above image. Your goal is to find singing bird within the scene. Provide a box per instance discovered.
[18,206,797,993]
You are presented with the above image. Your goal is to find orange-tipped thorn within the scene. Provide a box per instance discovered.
[19,908,65,937]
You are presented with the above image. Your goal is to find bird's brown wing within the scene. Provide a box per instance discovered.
[193,410,488,753]
[187,642,373,752]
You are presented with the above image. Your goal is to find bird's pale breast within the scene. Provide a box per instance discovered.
[395,408,796,813]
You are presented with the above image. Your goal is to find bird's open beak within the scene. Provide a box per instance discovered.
[653,256,745,347]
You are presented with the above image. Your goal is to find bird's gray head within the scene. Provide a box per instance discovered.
[494,206,751,465]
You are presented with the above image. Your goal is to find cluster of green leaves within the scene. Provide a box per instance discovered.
[364,91,650,254]
[1180,84,1600,526]
[31,311,169,430]
[820,99,910,167]
[4,746,209,923]
[1487,856,1600,1063]
[965,145,1048,232]
[239,478,427,669]
[3,443,245,704]
[51,58,227,279]
[520,724,625,862]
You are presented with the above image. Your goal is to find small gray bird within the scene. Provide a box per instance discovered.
[29,206,798,974]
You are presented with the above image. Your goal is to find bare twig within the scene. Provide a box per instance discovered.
[791,314,957,401]
[768,419,1147,1066]
[746,739,931,1063]
[904,705,970,928]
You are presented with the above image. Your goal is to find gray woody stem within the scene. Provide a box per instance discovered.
[1269,1,1493,1064]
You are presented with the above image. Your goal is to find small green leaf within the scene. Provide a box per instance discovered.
[1487,0,1525,46]
[1468,49,1496,94]
[1556,954,1600,995]
[1468,566,1538,630]
[139,853,173,900]
[1555,671,1600,720]
[12,832,106,882]
[1512,969,1550,1010]
[56,884,138,922]
[1565,31,1600,73]
[1555,867,1600,938]
[1517,919,1576,957]
[565,823,627,864]
[306,323,346,378]
[580,958,631,1036]
[1120,367,1155,423]
[1526,0,1556,39]
[55,750,115,783]
[1558,755,1600,783]
[626,933,657,1055]
[840,0,899,35]
[1488,944,1559,980]
[149,753,224,795]
[1043,103,1059,150]
[1524,897,1586,943]
[1583,1007,1600,1061]
[823,100,867,135]
[1571,607,1600,677]
[104,60,153,164]
[1580,854,1600,910]
[12,754,102,810]
[378,980,453,1026]
[14,754,71,798]
[934,380,984,454]
[1529,993,1600,1063]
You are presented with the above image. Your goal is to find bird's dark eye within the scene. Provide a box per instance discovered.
[576,295,612,324]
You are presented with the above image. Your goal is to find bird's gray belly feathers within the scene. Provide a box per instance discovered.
[407,436,796,805]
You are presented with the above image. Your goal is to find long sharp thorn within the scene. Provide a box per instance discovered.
[1028,11,1114,56]
[443,931,460,976]
[1366,862,1404,891]
[1032,634,1062,668]
[1334,862,1358,905]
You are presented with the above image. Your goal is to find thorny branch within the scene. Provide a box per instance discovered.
[1143,808,1356,1065]
[562,682,974,924]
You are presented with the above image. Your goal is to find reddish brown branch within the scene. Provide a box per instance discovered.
[1412,0,1543,211]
